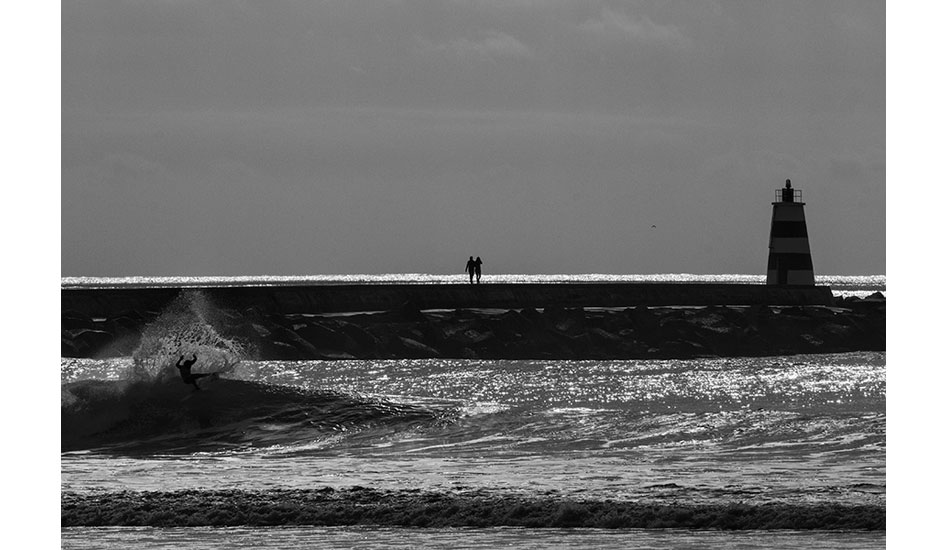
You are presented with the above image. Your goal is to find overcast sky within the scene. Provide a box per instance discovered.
[61,0,885,277]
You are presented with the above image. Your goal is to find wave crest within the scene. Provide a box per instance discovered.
[61,376,455,453]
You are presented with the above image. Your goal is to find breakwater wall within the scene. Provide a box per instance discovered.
[62,283,834,319]
[62,283,884,360]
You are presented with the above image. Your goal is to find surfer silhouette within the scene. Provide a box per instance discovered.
[475,256,482,284]
[176,354,213,391]
[465,256,477,284]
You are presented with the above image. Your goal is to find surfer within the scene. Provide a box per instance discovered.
[176,354,213,391]
[475,256,482,284]
[465,256,477,284]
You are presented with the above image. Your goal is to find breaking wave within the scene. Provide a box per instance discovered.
[61,487,884,530]
[61,290,456,453]
[60,377,454,453]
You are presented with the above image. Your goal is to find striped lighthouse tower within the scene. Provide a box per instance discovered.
[766,179,815,286]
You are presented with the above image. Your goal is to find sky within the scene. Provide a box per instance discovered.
[61,0,885,277]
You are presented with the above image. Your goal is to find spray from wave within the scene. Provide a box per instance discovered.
[129,290,248,383]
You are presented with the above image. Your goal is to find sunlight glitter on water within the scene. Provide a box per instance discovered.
[62,353,884,514]
[61,273,885,291]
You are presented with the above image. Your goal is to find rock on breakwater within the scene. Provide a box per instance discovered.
[61,283,836,319]
[61,289,884,360]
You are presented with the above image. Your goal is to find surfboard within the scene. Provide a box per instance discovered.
[197,372,222,389]
[179,372,223,401]
[182,372,221,400]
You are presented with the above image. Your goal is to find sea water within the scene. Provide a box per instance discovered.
[61,275,885,549]
[61,273,886,299]
[61,526,884,550]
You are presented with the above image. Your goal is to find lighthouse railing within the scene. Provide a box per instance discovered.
[775,189,803,203]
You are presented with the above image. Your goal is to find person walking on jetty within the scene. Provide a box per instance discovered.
[475,256,483,284]
[176,353,214,391]
[465,256,477,284]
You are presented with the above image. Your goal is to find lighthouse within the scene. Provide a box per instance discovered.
[766,179,815,285]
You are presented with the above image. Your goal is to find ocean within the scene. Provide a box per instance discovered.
[60,273,885,298]
[61,274,885,549]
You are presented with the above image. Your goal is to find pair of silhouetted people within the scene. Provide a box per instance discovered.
[176,353,214,391]
[465,256,483,284]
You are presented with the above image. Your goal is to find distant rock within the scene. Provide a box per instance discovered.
[62,310,95,331]
[398,337,441,358]
[63,328,114,357]
[261,340,301,360]
[296,322,357,352]
[396,300,427,323]
[60,295,886,360]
